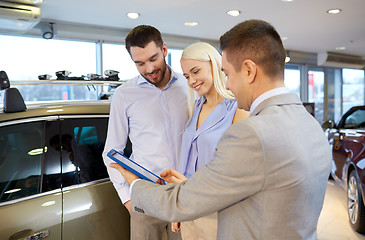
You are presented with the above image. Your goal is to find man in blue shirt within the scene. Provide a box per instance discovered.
[103,25,187,240]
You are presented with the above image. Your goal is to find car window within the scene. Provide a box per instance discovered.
[0,121,44,203]
[344,109,365,129]
[60,117,109,187]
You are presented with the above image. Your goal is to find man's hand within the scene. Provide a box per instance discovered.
[160,169,187,184]
[110,163,140,185]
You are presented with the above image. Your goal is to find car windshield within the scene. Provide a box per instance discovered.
[344,109,365,129]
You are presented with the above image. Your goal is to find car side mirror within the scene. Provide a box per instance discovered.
[322,120,335,130]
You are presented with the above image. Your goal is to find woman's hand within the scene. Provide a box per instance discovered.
[171,222,181,232]
[160,169,187,184]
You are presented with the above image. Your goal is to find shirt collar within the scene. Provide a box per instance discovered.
[249,87,290,116]
[137,65,177,90]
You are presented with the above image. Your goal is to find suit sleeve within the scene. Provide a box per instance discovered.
[131,121,266,222]
[102,87,131,204]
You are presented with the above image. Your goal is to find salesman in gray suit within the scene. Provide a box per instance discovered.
[111,19,332,239]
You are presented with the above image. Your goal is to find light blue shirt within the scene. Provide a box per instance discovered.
[179,98,237,178]
[103,68,188,203]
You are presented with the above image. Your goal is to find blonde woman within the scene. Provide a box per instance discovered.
[170,42,249,239]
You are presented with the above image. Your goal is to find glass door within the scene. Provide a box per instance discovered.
[308,68,325,123]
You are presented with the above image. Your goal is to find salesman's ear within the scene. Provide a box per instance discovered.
[242,59,257,84]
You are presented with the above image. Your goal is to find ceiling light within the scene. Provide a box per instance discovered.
[281,0,294,2]
[327,9,341,14]
[40,22,55,39]
[227,10,241,17]
[336,46,346,50]
[127,12,140,19]
[184,22,198,27]
[281,37,288,41]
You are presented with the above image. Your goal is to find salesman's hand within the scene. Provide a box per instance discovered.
[160,169,187,184]
[110,163,140,185]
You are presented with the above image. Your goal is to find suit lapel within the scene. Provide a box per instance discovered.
[251,93,303,116]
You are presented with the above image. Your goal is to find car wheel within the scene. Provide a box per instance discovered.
[348,170,365,232]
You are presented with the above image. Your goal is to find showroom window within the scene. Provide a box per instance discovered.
[343,68,365,114]
[102,43,139,80]
[167,48,183,74]
[327,68,342,123]
[0,35,99,101]
[102,43,183,80]
[284,64,301,97]
[308,68,325,123]
[0,35,96,80]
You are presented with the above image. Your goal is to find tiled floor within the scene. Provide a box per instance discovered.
[317,180,365,240]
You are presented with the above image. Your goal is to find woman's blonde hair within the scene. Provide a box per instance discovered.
[181,42,234,119]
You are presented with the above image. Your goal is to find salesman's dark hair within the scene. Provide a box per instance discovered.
[220,19,286,78]
[125,25,163,54]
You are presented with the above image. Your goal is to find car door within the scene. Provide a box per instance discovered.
[0,117,62,240]
[59,115,130,239]
[332,108,365,186]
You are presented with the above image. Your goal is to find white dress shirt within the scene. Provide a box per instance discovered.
[103,67,188,203]
[249,87,290,116]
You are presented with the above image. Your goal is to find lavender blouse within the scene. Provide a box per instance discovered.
[178,98,237,178]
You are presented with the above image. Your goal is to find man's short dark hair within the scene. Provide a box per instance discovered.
[125,25,163,54]
[220,19,286,78]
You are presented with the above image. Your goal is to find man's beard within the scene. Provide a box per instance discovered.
[143,62,167,86]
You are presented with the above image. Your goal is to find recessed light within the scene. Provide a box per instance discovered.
[127,12,140,19]
[281,0,294,2]
[327,8,341,14]
[227,10,241,17]
[184,22,198,27]
[282,37,288,41]
[336,46,346,50]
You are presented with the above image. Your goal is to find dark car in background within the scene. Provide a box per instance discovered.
[0,88,130,240]
[323,105,365,233]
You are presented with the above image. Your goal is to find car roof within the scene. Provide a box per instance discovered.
[0,100,110,123]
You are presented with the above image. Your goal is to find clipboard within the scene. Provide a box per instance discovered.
[107,149,166,184]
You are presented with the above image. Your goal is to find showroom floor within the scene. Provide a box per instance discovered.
[317,180,365,240]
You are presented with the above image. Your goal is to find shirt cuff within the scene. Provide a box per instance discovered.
[129,179,142,195]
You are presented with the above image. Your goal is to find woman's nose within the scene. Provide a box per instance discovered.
[188,77,196,87]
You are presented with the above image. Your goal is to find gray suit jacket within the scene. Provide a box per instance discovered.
[131,93,332,240]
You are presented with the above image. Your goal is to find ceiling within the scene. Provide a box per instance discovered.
[9,0,365,58]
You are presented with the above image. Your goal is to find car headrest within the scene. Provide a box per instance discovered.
[3,88,26,113]
[0,71,10,90]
